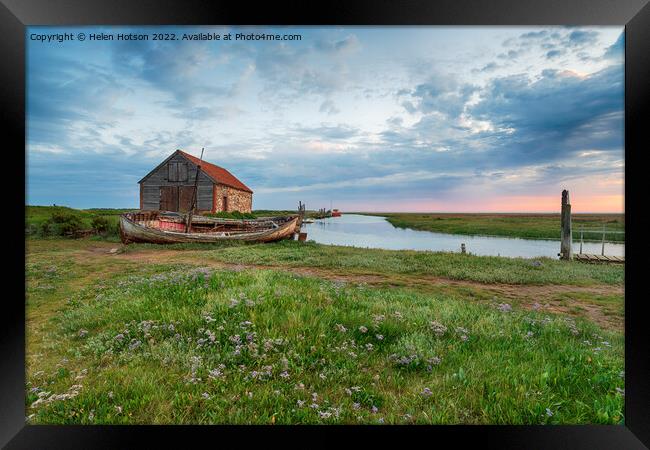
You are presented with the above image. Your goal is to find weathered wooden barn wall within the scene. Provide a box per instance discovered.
[141,152,214,211]
[214,184,253,213]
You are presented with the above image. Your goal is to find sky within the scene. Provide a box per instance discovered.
[26,26,624,212]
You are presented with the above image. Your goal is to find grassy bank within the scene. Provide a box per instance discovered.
[361,213,625,242]
[122,240,624,286]
[26,238,624,424]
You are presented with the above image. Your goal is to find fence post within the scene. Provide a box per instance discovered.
[601,224,606,256]
[560,190,572,260]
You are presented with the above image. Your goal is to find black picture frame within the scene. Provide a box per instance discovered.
[3,0,649,448]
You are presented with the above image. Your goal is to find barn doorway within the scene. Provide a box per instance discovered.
[160,186,179,211]
[160,186,197,212]
[179,186,196,212]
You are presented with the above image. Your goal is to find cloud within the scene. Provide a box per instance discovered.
[469,64,623,165]
[319,99,340,115]
[401,72,477,119]
[603,32,624,60]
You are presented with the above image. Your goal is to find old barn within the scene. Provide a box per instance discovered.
[138,149,253,213]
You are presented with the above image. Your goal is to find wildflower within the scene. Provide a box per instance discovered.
[78,329,88,338]
[524,331,534,339]
[280,371,290,379]
[88,411,94,421]
[310,403,320,409]
[204,315,216,323]
[229,298,239,308]
[352,402,361,410]
[616,387,625,396]
[427,356,442,367]
[421,387,433,397]
[497,303,512,313]
[208,368,223,380]
[201,392,210,400]
[114,405,122,414]
[430,321,447,337]
[297,400,305,407]
[376,334,384,340]
[365,343,374,351]
[108,391,114,399]
[545,408,553,417]
[371,405,378,414]
[335,324,347,333]
[114,334,124,341]
[128,340,142,351]
[319,411,332,419]
[377,418,384,424]
[359,326,368,334]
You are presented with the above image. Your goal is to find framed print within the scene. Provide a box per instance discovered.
[2,0,649,448]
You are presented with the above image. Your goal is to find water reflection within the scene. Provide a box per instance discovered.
[302,214,625,258]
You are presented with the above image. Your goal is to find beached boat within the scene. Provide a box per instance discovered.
[119,211,300,244]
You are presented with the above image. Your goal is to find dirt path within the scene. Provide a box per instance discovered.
[79,245,624,330]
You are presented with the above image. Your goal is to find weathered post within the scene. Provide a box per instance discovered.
[560,190,572,260]
[601,224,606,256]
[461,243,466,254]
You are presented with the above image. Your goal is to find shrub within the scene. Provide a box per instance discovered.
[43,212,83,236]
[40,221,52,236]
[91,216,110,234]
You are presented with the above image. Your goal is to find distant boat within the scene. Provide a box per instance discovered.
[331,209,342,217]
[119,211,300,244]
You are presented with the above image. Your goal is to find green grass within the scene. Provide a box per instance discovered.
[363,213,625,243]
[26,262,624,425]
[156,240,622,286]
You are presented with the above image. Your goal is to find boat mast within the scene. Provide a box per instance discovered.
[185,147,204,233]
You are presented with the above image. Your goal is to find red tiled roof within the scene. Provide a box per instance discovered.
[178,150,253,193]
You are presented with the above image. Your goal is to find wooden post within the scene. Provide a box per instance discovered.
[461,243,466,254]
[601,224,606,256]
[185,148,204,233]
[560,190,572,260]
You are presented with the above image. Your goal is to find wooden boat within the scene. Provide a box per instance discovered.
[119,211,300,244]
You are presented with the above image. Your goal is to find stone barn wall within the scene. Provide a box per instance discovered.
[213,184,253,213]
